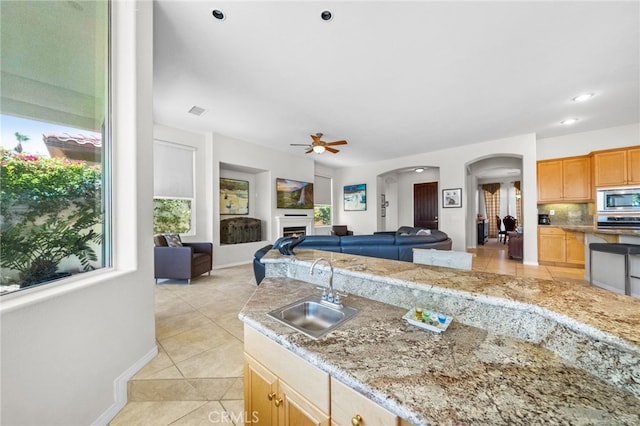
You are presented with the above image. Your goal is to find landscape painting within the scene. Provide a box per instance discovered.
[344,183,366,211]
[276,178,314,209]
[220,178,249,214]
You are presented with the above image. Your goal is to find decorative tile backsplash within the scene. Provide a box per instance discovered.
[538,203,594,226]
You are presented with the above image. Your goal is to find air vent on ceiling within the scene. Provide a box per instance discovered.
[188,106,206,116]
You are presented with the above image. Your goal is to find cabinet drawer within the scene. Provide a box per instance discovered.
[245,326,330,412]
[537,226,565,236]
[330,377,398,426]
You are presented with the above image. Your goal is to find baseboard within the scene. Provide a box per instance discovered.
[92,345,158,426]
[215,260,252,269]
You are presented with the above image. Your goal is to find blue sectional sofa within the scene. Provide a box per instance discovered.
[253,228,452,284]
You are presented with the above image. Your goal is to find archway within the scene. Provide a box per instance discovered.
[465,155,523,250]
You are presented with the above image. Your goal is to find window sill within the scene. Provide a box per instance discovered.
[0,268,136,314]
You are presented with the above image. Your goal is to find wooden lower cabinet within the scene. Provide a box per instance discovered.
[330,377,398,426]
[538,227,565,264]
[538,227,585,266]
[244,326,404,426]
[244,354,329,426]
[245,355,279,425]
[565,231,586,265]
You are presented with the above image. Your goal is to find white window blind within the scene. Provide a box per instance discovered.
[153,141,195,198]
[314,175,332,205]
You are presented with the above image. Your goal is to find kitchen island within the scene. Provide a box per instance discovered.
[240,250,640,425]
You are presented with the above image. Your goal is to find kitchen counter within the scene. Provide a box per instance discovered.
[262,249,640,347]
[540,224,640,237]
[240,277,640,425]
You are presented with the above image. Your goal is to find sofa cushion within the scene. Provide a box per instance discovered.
[340,234,398,259]
[298,235,342,247]
[164,233,183,247]
[394,230,448,244]
[192,252,211,267]
[154,234,168,247]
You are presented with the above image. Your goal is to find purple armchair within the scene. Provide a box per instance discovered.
[154,234,213,283]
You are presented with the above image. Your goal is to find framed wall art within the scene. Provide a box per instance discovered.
[220,178,249,215]
[442,188,462,208]
[344,183,367,211]
[276,177,314,209]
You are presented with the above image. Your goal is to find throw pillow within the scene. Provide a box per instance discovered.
[416,229,431,236]
[164,234,183,247]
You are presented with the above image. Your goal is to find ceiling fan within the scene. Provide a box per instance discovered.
[291,133,347,154]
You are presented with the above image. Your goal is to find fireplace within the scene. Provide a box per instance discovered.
[275,216,314,238]
[283,226,306,238]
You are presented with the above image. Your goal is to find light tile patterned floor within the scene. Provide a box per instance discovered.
[110,243,587,425]
[109,265,256,426]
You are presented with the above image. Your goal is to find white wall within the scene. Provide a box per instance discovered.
[0,2,156,425]
[335,134,538,263]
[537,123,639,159]
[154,120,639,270]
[209,133,317,268]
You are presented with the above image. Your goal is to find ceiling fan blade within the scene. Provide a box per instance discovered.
[310,134,321,144]
[290,143,310,146]
[326,147,340,154]
[326,140,347,146]
[305,148,314,154]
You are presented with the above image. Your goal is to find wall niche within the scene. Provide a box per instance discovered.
[219,162,269,245]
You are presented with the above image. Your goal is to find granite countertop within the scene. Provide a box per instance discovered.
[263,250,640,348]
[240,278,640,425]
[539,224,640,236]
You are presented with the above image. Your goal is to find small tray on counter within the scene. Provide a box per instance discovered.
[402,308,453,333]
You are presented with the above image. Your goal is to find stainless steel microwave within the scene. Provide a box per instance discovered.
[596,187,640,212]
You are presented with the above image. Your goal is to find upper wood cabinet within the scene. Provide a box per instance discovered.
[593,146,640,187]
[537,155,592,203]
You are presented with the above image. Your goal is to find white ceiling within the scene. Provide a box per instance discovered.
[153,1,640,168]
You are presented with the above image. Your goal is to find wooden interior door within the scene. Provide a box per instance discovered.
[413,182,438,229]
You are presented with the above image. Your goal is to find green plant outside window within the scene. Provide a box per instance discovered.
[314,205,331,226]
[1,149,102,289]
[154,198,192,234]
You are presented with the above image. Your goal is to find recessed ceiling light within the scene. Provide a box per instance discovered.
[560,118,579,125]
[212,9,225,20]
[321,10,333,21]
[414,167,425,173]
[572,93,594,102]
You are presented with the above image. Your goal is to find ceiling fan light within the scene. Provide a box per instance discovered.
[313,145,326,154]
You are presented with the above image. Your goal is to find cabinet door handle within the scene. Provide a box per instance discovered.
[267,392,276,401]
[351,414,363,426]
[274,397,283,407]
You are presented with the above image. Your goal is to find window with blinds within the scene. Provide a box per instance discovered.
[314,175,332,226]
[153,141,195,234]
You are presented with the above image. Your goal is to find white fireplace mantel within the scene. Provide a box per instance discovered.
[275,216,314,237]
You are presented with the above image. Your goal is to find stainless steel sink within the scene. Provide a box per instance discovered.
[267,295,359,340]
